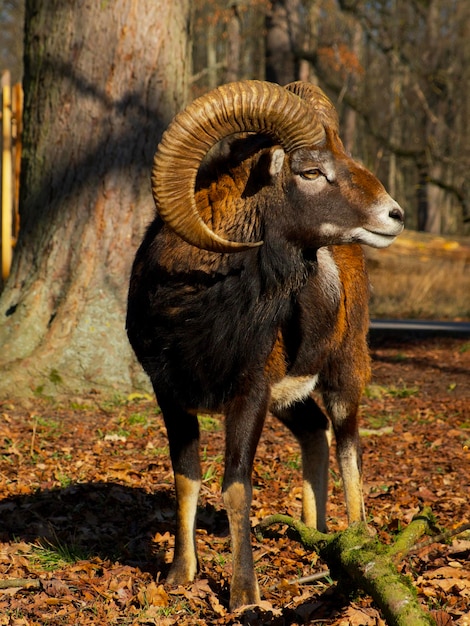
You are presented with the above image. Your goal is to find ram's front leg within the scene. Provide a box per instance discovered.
[159,396,202,585]
[326,391,366,525]
[223,386,269,611]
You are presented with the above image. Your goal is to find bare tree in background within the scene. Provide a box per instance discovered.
[266,0,300,84]
[191,0,268,96]
[335,0,470,234]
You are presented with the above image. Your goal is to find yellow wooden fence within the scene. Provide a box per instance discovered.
[1,70,22,282]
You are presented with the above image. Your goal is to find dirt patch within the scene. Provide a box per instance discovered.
[0,335,469,625]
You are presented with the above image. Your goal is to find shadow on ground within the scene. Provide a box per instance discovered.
[0,482,228,577]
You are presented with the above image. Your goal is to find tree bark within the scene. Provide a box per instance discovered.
[0,0,191,397]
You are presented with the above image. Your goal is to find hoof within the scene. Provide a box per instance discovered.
[229,582,261,612]
[166,559,197,586]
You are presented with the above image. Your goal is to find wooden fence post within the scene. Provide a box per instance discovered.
[1,71,22,284]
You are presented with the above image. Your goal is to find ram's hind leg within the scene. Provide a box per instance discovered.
[158,395,201,584]
[272,396,331,532]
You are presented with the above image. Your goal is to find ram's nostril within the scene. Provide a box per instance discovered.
[389,206,404,223]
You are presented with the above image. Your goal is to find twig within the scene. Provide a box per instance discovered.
[408,521,470,555]
[291,570,332,585]
[30,415,38,457]
[190,62,226,84]
[267,569,332,592]
[0,578,41,590]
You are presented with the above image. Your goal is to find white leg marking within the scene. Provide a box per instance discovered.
[337,438,366,524]
[168,474,201,583]
[327,393,366,523]
[300,425,332,530]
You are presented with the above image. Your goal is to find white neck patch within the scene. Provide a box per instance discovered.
[316,247,341,306]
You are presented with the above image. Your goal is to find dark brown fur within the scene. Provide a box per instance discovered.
[127,127,403,610]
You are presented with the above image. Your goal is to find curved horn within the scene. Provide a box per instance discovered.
[285,81,339,133]
[152,80,326,253]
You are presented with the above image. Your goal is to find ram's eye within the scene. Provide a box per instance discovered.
[300,169,322,180]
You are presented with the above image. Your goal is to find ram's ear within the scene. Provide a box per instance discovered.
[269,148,285,177]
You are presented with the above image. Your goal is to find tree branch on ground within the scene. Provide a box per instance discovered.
[255,507,442,626]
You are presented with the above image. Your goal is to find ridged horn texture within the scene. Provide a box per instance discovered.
[152,80,326,253]
[285,81,339,133]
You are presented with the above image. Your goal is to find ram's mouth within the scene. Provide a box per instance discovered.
[354,228,401,249]
[367,222,404,238]
[367,230,397,240]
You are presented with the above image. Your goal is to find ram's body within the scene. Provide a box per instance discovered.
[127,81,404,610]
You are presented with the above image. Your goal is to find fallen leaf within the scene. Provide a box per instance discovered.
[430,610,454,626]
[137,581,169,608]
[425,567,470,581]
[42,578,71,597]
[340,604,380,625]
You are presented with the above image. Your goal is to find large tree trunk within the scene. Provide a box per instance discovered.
[0,0,191,397]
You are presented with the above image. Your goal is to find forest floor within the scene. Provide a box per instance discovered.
[0,334,469,626]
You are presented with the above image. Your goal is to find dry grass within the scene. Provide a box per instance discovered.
[365,230,470,320]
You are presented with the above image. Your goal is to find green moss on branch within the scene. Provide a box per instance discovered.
[254,509,437,626]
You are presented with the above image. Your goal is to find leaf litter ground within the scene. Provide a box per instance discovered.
[0,335,469,625]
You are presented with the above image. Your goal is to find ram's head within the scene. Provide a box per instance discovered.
[152,80,404,253]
